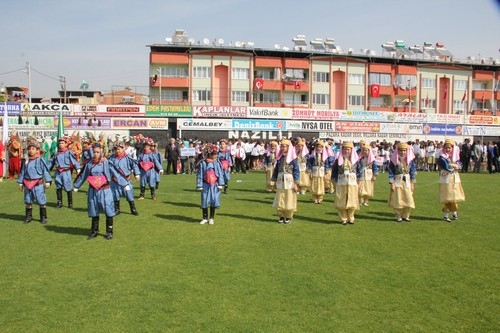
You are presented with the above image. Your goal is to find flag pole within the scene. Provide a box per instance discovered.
[1,85,8,179]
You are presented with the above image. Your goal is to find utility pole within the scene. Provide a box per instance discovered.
[26,62,32,103]
[59,76,67,103]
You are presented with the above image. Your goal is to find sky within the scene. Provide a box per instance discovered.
[1,0,499,99]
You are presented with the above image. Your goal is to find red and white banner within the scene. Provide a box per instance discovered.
[370,84,380,98]
[254,78,264,90]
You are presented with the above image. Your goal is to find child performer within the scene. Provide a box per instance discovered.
[358,142,379,206]
[196,145,225,225]
[73,143,129,240]
[109,141,141,216]
[388,142,417,222]
[264,141,279,193]
[137,138,163,200]
[307,140,329,204]
[324,143,336,194]
[332,141,360,225]
[295,138,310,195]
[437,139,465,222]
[270,139,299,224]
[17,140,52,224]
[218,139,232,194]
[50,137,81,208]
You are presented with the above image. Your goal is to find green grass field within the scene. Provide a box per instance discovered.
[0,170,498,332]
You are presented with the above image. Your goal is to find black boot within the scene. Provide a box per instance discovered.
[56,189,63,208]
[67,191,73,208]
[203,208,208,220]
[150,188,156,201]
[88,217,99,239]
[105,216,114,240]
[129,201,139,216]
[40,206,47,224]
[138,187,145,200]
[114,201,121,215]
[224,184,228,194]
[24,207,33,224]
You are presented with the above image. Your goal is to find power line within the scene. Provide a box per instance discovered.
[30,67,60,81]
[0,68,25,76]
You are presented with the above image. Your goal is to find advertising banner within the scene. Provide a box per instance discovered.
[231,119,286,130]
[112,118,169,129]
[54,116,112,130]
[146,105,192,117]
[426,113,464,124]
[193,106,247,118]
[335,121,380,133]
[0,102,23,116]
[22,103,73,115]
[247,107,291,119]
[338,110,387,122]
[291,109,340,120]
[177,118,232,130]
[422,124,463,136]
[286,120,334,132]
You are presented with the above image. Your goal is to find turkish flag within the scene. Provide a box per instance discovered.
[425,95,429,107]
[443,85,448,100]
[370,84,380,98]
[254,78,264,90]
[461,89,467,102]
[481,93,485,104]
[294,80,302,89]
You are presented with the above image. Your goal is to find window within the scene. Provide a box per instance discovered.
[394,75,417,89]
[254,91,279,103]
[162,67,188,78]
[284,68,305,80]
[192,67,211,78]
[232,68,249,80]
[472,82,488,90]
[453,100,465,114]
[164,90,187,102]
[348,95,364,106]
[192,90,211,101]
[120,96,134,103]
[312,93,329,105]
[232,91,249,102]
[421,78,436,89]
[313,72,330,83]
[454,79,467,90]
[348,73,364,85]
[255,68,280,80]
[421,97,435,109]
[283,92,308,105]
[368,73,391,86]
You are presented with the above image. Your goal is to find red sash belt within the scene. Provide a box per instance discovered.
[57,167,70,172]
[23,179,43,190]
[221,159,230,170]
[204,170,217,185]
[140,161,154,172]
[88,175,109,190]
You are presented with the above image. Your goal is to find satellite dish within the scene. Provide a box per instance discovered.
[203,38,210,45]
[188,38,195,44]
[247,41,254,47]
[282,46,289,51]
[235,41,242,47]
[218,38,224,45]
[282,74,288,80]
[274,44,281,50]
[165,37,172,43]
